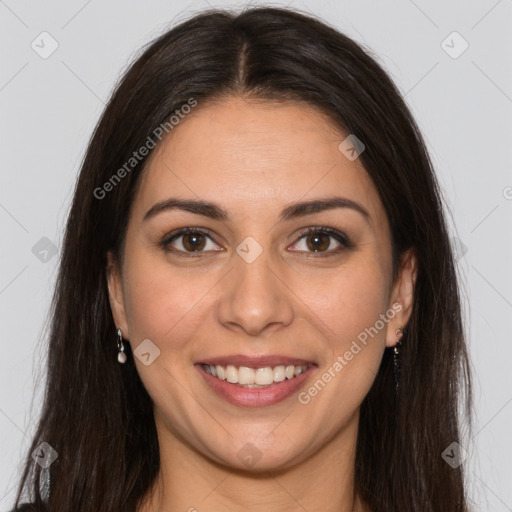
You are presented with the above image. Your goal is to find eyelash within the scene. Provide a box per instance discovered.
[159,226,353,258]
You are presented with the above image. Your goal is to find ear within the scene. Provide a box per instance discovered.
[106,251,130,338]
[385,247,417,348]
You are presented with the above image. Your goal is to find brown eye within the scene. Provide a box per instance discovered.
[182,232,206,251]
[160,228,223,255]
[289,227,352,255]
[305,233,330,252]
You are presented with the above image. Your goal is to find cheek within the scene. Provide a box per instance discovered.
[122,240,390,348]
[121,246,218,350]
[316,261,389,344]
[309,256,390,395]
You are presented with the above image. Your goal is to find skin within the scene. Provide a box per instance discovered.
[107,95,417,512]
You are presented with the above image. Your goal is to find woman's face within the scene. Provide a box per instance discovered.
[108,95,415,471]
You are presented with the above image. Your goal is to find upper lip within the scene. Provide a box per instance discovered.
[196,354,316,368]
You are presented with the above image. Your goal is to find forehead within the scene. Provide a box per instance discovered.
[133,96,385,224]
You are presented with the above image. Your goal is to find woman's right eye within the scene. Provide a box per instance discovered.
[160,228,223,255]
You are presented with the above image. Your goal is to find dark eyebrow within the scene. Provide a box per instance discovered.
[279,197,370,222]
[143,196,370,223]
[143,198,229,222]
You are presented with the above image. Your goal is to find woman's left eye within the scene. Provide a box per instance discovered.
[288,228,351,255]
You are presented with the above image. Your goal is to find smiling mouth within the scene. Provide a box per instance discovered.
[200,363,310,388]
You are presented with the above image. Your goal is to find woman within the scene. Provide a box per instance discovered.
[11,6,473,512]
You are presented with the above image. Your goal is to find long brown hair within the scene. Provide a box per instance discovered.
[13,6,472,511]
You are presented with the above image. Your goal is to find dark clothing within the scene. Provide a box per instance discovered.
[9,504,135,512]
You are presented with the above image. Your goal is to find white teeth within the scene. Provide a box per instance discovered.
[202,363,309,386]
[238,366,255,385]
[225,365,238,384]
[255,367,274,385]
[273,365,286,382]
[216,365,225,380]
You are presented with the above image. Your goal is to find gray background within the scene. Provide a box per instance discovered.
[1,0,511,510]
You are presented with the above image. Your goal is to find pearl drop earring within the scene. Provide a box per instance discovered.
[117,328,127,364]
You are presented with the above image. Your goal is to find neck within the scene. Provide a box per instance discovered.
[137,411,369,512]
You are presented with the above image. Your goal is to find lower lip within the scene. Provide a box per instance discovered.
[195,364,316,407]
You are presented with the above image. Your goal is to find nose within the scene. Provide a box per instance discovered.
[216,243,295,337]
